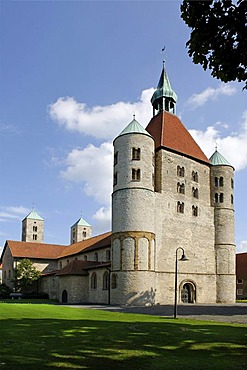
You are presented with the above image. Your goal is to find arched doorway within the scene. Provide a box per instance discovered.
[62,289,68,303]
[181,282,196,303]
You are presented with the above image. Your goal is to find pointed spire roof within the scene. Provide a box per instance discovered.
[71,217,91,228]
[151,65,178,107]
[209,149,232,166]
[23,210,43,221]
[117,117,152,139]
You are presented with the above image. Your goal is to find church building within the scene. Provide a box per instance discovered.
[1,64,236,305]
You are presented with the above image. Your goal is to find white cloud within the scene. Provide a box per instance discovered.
[189,110,247,171]
[92,206,111,235]
[61,142,113,205]
[187,83,237,108]
[237,241,247,253]
[0,206,30,222]
[49,88,154,140]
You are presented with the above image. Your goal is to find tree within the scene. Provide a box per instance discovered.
[14,259,41,291]
[181,0,247,89]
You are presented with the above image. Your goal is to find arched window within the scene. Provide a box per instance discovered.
[114,172,118,186]
[94,252,98,262]
[84,255,87,261]
[132,147,141,160]
[231,178,234,189]
[215,193,219,203]
[91,273,97,289]
[83,231,87,238]
[192,205,198,216]
[177,201,184,213]
[111,274,118,289]
[220,193,224,203]
[215,177,219,187]
[132,168,141,181]
[192,187,199,198]
[177,182,185,194]
[33,234,37,240]
[102,271,109,290]
[33,226,37,232]
[231,194,234,204]
[59,261,62,269]
[219,177,224,186]
[177,166,185,177]
[106,249,111,261]
[114,151,118,166]
[192,171,198,182]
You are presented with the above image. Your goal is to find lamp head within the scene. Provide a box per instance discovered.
[180,253,188,261]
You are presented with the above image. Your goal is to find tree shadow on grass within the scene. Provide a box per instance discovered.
[1,316,247,370]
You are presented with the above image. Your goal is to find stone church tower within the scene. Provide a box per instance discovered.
[70,217,92,244]
[209,149,236,302]
[111,64,236,306]
[22,210,44,243]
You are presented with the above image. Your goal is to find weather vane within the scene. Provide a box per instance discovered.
[161,46,166,67]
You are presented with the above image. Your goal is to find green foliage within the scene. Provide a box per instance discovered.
[14,258,41,290]
[0,283,12,298]
[0,304,246,370]
[181,0,247,89]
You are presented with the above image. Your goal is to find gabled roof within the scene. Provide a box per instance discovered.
[23,210,44,221]
[209,149,232,167]
[71,217,91,228]
[58,231,112,258]
[3,240,66,260]
[146,111,209,164]
[55,260,111,276]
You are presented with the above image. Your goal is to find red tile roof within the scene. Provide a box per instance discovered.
[146,111,209,164]
[58,231,112,258]
[55,260,111,276]
[4,240,67,260]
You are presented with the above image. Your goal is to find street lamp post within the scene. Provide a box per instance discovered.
[174,247,188,319]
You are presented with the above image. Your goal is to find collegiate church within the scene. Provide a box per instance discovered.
[1,65,236,305]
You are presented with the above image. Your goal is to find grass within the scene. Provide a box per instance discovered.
[0,303,246,370]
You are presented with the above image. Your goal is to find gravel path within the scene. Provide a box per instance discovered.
[66,303,247,324]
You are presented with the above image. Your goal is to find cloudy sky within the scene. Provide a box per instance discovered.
[0,0,246,254]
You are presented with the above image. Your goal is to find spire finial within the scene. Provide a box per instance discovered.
[32,202,35,211]
[133,113,135,120]
[215,142,218,151]
[161,46,166,67]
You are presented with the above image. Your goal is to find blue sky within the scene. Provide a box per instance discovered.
[0,0,246,254]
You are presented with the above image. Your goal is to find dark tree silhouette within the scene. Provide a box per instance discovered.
[181,0,247,89]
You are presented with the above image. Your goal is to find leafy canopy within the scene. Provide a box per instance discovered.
[15,258,41,290]
[181,0,247,89]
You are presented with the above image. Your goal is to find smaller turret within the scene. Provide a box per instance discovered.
[151,64,177,116]
[22,210,44,243]
[70,217,92,244]
[209,148,236,303]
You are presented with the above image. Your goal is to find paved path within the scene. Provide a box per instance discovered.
[66,303,247,324]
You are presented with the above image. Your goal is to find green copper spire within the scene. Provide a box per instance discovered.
[151,64,178,116]
[209,149,231,166]
[24,210,44,221]
[118,117,152,138]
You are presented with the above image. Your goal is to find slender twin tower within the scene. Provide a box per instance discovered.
[111,65,235,305]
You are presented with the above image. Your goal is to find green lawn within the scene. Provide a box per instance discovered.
[0,303,246,370]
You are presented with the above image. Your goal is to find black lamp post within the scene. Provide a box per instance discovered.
[174,247,188,319]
